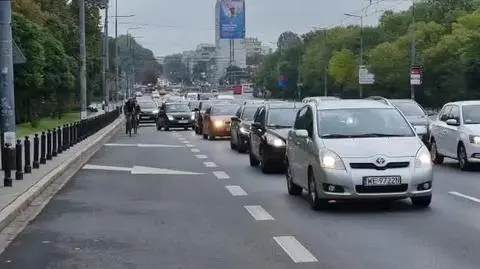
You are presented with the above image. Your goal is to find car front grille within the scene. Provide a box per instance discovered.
[349,162,409,170]
[174,116,190,120]
[355,184,408,193]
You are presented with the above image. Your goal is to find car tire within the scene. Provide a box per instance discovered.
[156,124,161,131]
[260,149,272,174]
[184,127,188,130]
[457,143,471,171]
[286,162,302,196]
[203,133,208,139]
[430,139,444,164]
[249,148,259,167]
[308,170,327,211]
[411,195,431,208]
[237,135,247,153]
[208,129,215,140]
[194,127,199,134]
[164,126,169,131]
[230,139,236,150]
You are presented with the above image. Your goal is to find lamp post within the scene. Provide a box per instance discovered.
[344,13,364,98]
[410,0,416,100]
[126,27,141,97]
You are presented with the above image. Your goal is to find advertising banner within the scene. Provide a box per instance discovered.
[219,0,245,39]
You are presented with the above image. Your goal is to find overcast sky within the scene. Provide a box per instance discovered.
[104,0,411,57]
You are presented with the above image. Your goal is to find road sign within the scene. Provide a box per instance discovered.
[410,66,422,85]
[359,65,375,85]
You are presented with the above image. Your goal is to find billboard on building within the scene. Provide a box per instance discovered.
[219,0,245,39]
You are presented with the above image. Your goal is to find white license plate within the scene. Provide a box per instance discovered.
[363,176,401,186]
[141,116,150,119]
[178,120,188,123]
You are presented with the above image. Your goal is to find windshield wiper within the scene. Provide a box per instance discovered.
[267,124,292,128]
[353,133,409,137]
[320,134,355,138]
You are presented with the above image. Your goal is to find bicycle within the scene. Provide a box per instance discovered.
[125,112,137,136]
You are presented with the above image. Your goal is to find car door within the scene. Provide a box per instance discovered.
[432,105,451,156]
[296,107,315,187]
[251,107,265,159]
[289,106,307,184]
[444,105,460,156]
[231,107,242,144]
[203,107,212,134]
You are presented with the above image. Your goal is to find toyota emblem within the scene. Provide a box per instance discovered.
[375,157,386,165]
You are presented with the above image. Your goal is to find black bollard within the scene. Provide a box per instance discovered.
[57,126,63,154]
[4,144,12,187]
[52,128,57,157]
[46,129,52,160]
[15,140,23,180]
[70,123,75,146]
[40,131,46,164]
[63,124,69,150]
[24,136,31,173]
[33,134,39,169]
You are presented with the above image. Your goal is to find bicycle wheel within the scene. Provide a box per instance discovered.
[126,117,132,136]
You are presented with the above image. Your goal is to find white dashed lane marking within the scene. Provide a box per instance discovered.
[185,144,194,147]
[195,154,208,159]
[449,191,480,203]
[244,205,274,220]
[213,171,229,179]
[203,161,217,167]
[273,236,318,263]
[191,148,200,152]
[225,185,247,196]
[181,140,189,144]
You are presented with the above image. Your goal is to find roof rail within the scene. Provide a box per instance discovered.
[366,96,392,105]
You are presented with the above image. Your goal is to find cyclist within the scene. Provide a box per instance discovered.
[134,100,141,128]
[124,97,137,134]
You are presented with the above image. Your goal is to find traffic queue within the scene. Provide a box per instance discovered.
[153,92,480,210]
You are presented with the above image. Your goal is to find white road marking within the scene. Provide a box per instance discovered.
[195,154,208,159]
[203,161,217,167]
[213,171,230,179]
[273,236,318,263]
[191,148,200,152]
[185,144,194,147]
[181,140,189,143]
[82,164,131,171]
[105,143,183,147]
[449,191,480,203]
[82,164,203,175]
[244,205,274,220]
[225,185,247,196]
[178,137,186,140]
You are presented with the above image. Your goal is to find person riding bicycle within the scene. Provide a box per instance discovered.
[124,97,138,133]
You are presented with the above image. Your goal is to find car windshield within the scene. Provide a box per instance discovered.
[266,108,298,128]
[317,108,415,138]
[211,105,239,115]
[188,101,200,110]
[391,101,425,116]
[241,107,258,121]
[462,105,480,124]
[139,102,155,109]
[166,104,190,113]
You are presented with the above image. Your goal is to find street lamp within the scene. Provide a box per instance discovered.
[410,0,416,100]
[112,14,134,103]
[313,27,329,96]
[344,12,364,98]
[125,28,141,96]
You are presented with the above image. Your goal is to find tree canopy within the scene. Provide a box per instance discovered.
[255,0,480,107]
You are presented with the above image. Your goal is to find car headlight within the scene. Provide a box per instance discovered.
[152,109,159,114]
[190,112,195,120]
[213,120,224,128]
[319,150,345,170]
[265,133,285,147]
[239,126,249,134]
[415,146,431,168]
[167,114,174,120]
[469,135,480,144]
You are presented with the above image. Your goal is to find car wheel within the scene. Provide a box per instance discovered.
[194,126,199,134]
[308,170,327,211]
[156,124,161,131]
[260,148,272,173]
[184,127,188,130]
[230,138,236,150]
[203,133,208,139]
[411,195,431,208]
[249,148,259,167]
[430,139,444,164]
[164,126,169,131]
[208,130,215,140]
[457,143,471,171]
[286,162,302,196]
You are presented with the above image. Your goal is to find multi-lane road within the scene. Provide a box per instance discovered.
[1,96,480,268]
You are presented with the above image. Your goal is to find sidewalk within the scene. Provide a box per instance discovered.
[0,112,123,232]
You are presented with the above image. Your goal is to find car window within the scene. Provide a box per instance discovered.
[391,101,425,116]
[294,106,308,129]
[235,107,242,118]
[266,108,299,128]
[462,105,480,124]
[211,106,239,115]
[188,101,200,110]
[139,102,155,109]
[449,105,460,121]
[439,105,452,121]
[317,108,415,138]
[241,107,258,121]
[305,108,314,137]
[166,104,190,113]
[257,108,266,124]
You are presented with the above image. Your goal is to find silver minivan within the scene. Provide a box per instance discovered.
[285,99,433,210]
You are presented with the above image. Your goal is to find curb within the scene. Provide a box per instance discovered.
[0,117,124,232]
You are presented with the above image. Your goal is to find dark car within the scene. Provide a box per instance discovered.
[249,102,301,173]
[202,104,240,140]
[230,104,261,153]
[193,100,230,135]
[138,100,159,124]
[156,103,194,131]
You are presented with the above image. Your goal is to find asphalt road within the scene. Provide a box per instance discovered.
[1,93,480,268]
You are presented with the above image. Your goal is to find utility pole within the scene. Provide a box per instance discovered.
[102,2,109,110]
[323,28,328,96]
[410,0,416,100]
[79,0,87,120]
[0,0,16,147]
[114,0,118,104]
[344,12,364,98]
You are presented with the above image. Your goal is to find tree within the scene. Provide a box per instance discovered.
[327,49,357,96]
[246,53,264,66]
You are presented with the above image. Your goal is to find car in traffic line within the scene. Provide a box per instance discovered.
[429,100,480,170]
[230,104,262,153]
[137,99,158,124]
[193,100,230,135]
[249,102,302,173]
[156,102,194,131]
[285,99,433,210]
[202,104,240,140]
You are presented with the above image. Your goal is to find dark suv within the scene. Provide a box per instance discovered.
[230,104,261,153]
[156,102,194,131]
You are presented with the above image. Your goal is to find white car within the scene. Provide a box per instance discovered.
[429,100,480,170]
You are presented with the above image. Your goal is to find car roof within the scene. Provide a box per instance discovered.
[315,99,394,110]
[444,100,480,106]
[165,102,188,105]
[264,102,303,109]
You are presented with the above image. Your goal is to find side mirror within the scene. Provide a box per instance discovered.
[294,129,309,137]
[193,108,199,112]
[251,122,261,129]
[446,119,459,126]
